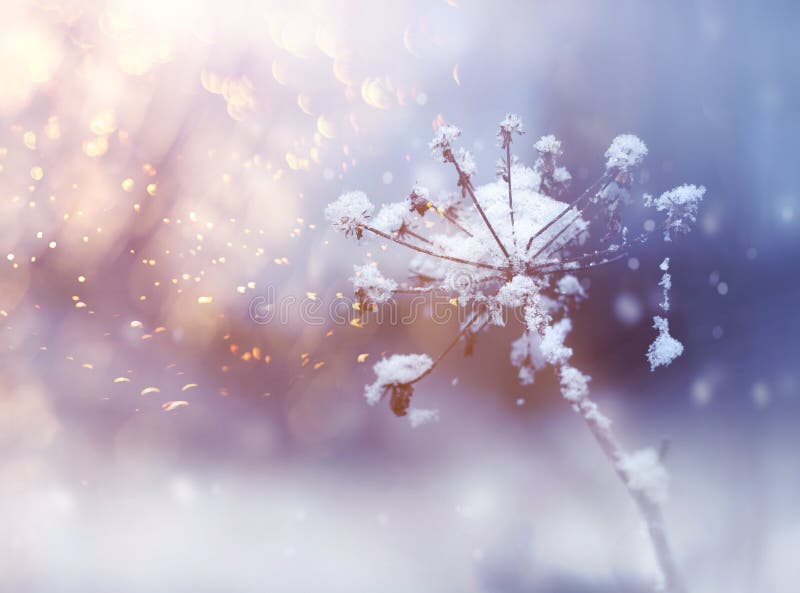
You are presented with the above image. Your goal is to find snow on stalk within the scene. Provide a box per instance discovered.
[325,114,704,592]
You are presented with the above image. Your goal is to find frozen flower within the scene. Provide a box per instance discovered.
[364,354,433,415]
[647,316,684,371]
[497,113,524,148]
[617,448,670,504]
[605,134,648,171]
[651,184,706,240]
[325,191,374,238]
[534,134,562,156]
[351,263,398,305]
[429,124,461,163]
[408,184,431,215]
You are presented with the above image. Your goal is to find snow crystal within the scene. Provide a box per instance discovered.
[556,274,586,300]
[540,318,573,365]
[534,134,562,155]
[372,201,412,235]
[652,184,706,240]
[497,275,537,308]
[408,407,440,428]
[430,124,461,163]
[325,191,374,237]
[559,365,590,402]
[658,258,671,311]
[497,113,524,147]
[455,147,476,177]
[647,316,684,371]
[510,331,546,385]
[617,447,670,505]
[364,354,432,405]
[351,263,398,305]
[605,134,648,171]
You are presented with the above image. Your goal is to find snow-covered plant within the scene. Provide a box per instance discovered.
[326,115,704,592]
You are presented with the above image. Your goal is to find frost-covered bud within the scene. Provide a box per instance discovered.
[429,124,461,163]
[534,134,562,156]
[372,202,412,235]
[605,134,648,172]
[364,353,433,412]
[497,113,524,148]
[652,184,706,241]
[559,364,591,402]
[408,184,431,215]
[325,191,374,239]
[617,448,670,504]
[351,263,398,306]
[647,316,684,371]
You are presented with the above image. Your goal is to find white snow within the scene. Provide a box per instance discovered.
[556,274,587,300]
[534,134,562,155]
[540,318,573,365]
[647,316,684,371]
[617,447,670,505]
[605,134,648,171]
[497,275,537,308]
[371,201,412,235]
[559,365,591,402]
[325,191,374,236]
[429,124,461,163]
[364,354,433,405]
[651,184,706,240]
[510,331,546,385]
[351,263,398,305]
[658,258,671,311]
[407,407,440,428]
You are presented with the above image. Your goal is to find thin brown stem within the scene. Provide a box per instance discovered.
[404,229,433,245]
[525,175,610,253]
[409,307,484,385]
[362,225,508,272]
[506,144,517,251]
[532,252,628,276]
[451,158,511,260]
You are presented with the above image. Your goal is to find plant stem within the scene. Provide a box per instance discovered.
[409,308,483,385]
[362,225,508,272]
[569,386,686,593]
[451,159,511,260]
[506,144,517,251]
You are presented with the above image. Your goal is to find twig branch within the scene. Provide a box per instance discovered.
[362,225,509,272]
[450,158,511,260]
[409,308,484,385]
[506,144,517,251]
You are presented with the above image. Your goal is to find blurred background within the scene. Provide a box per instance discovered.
[1,0,798,591]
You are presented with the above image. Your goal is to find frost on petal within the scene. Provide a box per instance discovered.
[429,124,461,163]
[647,316,684,371]
[559,365,591,402]
[497,275,537,308]
[617,447,670,505]
[372,201,412,235]
[510,331,545,385]
[605,134,648,171]
[534,134,562,156]
[652,184,706,240]
[364,354,433,406]
[556,274,586,300]
[351,263,398,305]
[540,318,573,365]
[325,191,374,238]
[408,407,440,428]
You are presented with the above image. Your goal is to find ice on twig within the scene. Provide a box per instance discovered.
[617,447,670,504]
[351,263,398,305]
